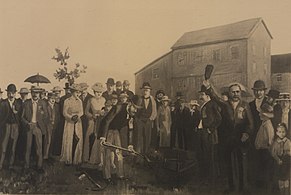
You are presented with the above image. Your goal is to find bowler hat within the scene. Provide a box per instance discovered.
[30,86,43,93]
[19,87,30,94]
[266,89,280,100]
[116,81,122,87]
[123,80,130,86]
[106,78,115,85]
[6,84,17,93]
[64,82,70,90]
[252,80,267,90]
[91,82,104,92]
[140,82,152,90]
[130,95,143,109]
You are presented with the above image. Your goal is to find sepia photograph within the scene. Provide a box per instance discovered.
[0,0,290,194]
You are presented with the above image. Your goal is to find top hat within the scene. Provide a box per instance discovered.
[156,89,165,97]
[52,86,63,92]
[106,78,115,85]
[64,82,70,90]
[277,93,291,101]
[79,83,89,91]
[123,80,130,86]
[140,82,152,90]
[161,96,171,101]
[189,99,200,106]
[31,86,43,93]
[116,81,122,87]
[69,83,82,92]
[19,87,30,94]
[130,95,143,109]
[252,80,267,90]
[266,89,280,100]
[91,82,104,92]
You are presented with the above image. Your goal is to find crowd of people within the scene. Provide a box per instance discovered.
[0,77,290,194]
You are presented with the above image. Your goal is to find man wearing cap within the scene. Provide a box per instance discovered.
[187,100,201,152]
[0,84,22,170]
[122,80,134,100]
[83,82,106,163]
[51,86,63,103]
[203,80,254,192]
[196,85,222,185]
[134,82,157,154]
[249,80,268,186]
[22,86,48,173]
[115,81,123,97]
[44,92,60,160]
[102,78,117,101]
[98,95,142,183]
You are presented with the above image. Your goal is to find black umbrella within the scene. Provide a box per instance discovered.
[24,73,51,86]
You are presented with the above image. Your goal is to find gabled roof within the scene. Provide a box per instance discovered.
[135,51,172,75]
[271,53,291,73]
[172,18,272,50]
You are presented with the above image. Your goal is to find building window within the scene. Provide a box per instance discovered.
[177,52,187,65]
[252,62,257,73]
[230,46,239,59]
[277,74,282,82]
[152,68,159,79]
[213,49,221,62]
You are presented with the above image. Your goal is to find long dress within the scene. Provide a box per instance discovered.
[60,96,83,165]
[83,96,106,164]
[157,105,172,147]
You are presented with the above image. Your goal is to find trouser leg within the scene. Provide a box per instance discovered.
[10,124,19,166]
[25,130,33,168]
[0,124,11,168]
[33,126,43,168]
[144,120,152,153]
[113,130,124,177]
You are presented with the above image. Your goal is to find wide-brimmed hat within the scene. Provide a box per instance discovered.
[69,83,82,92]
[31,86,43,93]
[64,82,70,90]
[116,81,122,87]
[106,78,115,85]
[123,80,130,86]
[119,93,129,98]
[161,96,171,101]
[266,89,280,100]
[19,88,30,94]
[91,82,104,92]
[79,82,89,91]
[277,93,291,101]
[52,86,63,92]
[189,99,200,106]
[6,84,17,93]
[130,95,143,109]
[140,82,152,90]
[252,80,267,90]
[47,92,57,99]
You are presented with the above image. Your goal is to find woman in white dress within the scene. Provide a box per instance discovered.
[60,83,83,165]
[83,82,106,164]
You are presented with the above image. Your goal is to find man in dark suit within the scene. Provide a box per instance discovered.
[248,80,268,186]
[79,83,93,143]
[22,86,48,173]
[135,82,157,154]
[98,95,142,183]
[196,86,222,184]
[44,92,60,160]
[187,100,201,152]
[0,84,22,170]
[102,78,117,101]
[205,81,254,192]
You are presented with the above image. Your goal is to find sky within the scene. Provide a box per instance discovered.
[0,0,290,95]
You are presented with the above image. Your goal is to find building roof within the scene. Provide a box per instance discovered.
[172,18,272,49]
[271,53,291,73]
[135,51,172,75]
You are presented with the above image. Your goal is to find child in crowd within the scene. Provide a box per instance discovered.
[271,123,291,195]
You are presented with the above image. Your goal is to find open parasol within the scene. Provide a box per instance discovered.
[24,73,51,86]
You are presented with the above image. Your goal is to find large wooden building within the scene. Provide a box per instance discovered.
[271,53,291,94]
[135,18,273,100]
